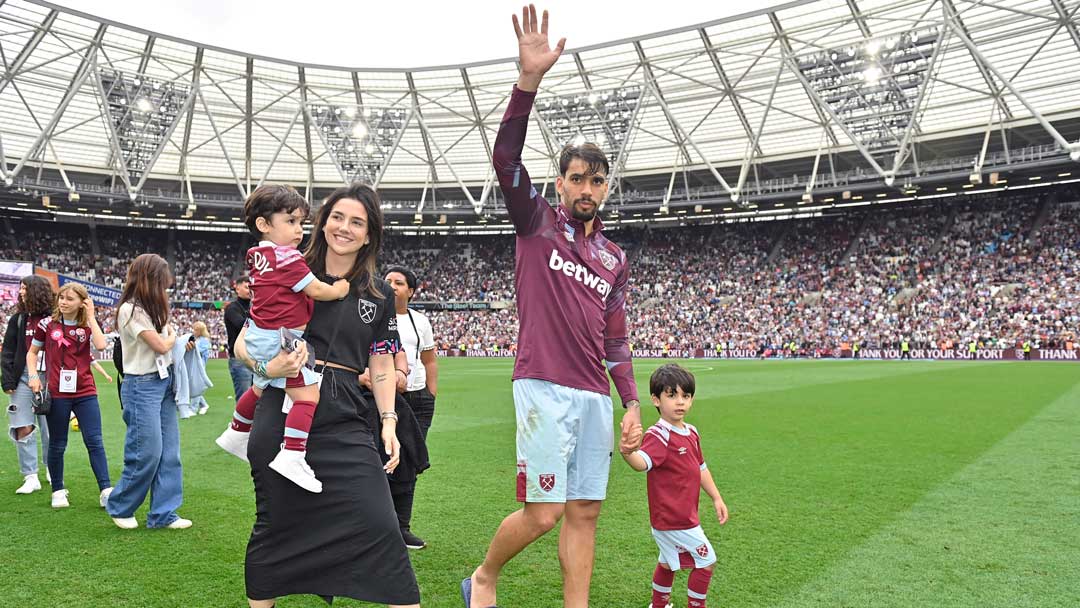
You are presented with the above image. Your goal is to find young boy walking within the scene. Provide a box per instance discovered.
[621,364,729,608]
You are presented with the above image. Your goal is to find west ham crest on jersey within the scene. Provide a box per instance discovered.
[598,248,617,271]
[538,473,556,492]
[358,299,377,324]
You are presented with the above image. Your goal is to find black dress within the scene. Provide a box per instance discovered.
[245,278,420,604]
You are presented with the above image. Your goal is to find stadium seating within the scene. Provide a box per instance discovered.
[2,191,1077,355]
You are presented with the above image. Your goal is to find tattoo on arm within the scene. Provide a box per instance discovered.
[373,373,389,383]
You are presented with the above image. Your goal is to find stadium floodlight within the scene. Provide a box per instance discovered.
[310,104,408,185]
[68,190,79,202]
[969,172,983,185]
[95,67,192,195]
[796,27,941,164]
[535,85,643,164]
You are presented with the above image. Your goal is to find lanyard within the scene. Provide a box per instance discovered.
[405,309,422,363]
[52,322,81,371]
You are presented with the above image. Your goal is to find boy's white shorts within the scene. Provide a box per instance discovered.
[651,525,717,570]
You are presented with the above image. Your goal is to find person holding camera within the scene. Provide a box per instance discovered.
[2,276,54,495]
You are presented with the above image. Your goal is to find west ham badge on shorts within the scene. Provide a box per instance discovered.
[358,299,377,324]
[538,473,556,492]
[598,249,617,271]
[695,544,710,558]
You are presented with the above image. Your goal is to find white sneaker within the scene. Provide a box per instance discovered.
[197,403,210,415]
[15,474,41,494]
[166,517,193,529]
[215,427,250,462]
[51,489,69,508]
[112,516,138,529]
[99,487,113,508]
[269,448,322,493]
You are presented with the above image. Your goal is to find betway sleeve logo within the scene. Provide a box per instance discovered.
[548,249,611,298]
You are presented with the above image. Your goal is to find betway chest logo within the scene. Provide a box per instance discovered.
[548,249,611,298]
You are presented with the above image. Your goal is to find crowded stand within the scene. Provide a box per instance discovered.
[2,191,1077,357]
[418,192,1078,354]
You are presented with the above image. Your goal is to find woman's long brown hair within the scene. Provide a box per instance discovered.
[303,182,385,299]
[116,253,173,332]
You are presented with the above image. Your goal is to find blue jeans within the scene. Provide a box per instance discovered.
[229,358,253,401]
[106,371,184,528]
[7,370,50,476]
[46,394,110,492]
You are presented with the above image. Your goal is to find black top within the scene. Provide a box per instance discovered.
[223,296,251,358]
[1,312,27,392]
[304,275,400,371]
[245,274,419,605]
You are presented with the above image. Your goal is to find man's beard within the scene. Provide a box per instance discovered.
[570,198,597,222]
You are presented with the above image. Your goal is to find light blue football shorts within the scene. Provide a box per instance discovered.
[513,378,613,503]
[244,323,320,390]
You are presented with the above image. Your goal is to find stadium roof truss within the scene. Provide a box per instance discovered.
[1,0,1080,220]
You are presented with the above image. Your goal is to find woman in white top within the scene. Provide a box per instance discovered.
[104,253,190,530]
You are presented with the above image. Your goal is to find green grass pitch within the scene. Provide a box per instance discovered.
[1,358,1078,607]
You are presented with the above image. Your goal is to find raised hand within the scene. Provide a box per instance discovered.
[512,4,566,92]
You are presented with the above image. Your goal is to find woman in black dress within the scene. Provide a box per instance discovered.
[235,182,421,607]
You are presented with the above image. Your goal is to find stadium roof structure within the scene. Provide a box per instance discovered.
[1,0,1080,231]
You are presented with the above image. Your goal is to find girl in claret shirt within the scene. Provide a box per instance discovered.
[26,283,112,510]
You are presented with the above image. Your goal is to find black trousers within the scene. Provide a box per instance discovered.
[389,388,436,531]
